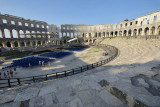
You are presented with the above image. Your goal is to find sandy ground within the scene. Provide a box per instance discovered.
[0,46,105,78]
[1,38,160,106]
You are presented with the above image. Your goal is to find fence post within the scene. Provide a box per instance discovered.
[17,78,21,85]
[87,65,88,70]
[72,69,74,74]
[81,67,83,72]
[92,64,94,68]
[56,72,58,78]
[65,71,67,77]
[33,76,35,82]
[46,75,48,80]
[8,79,11,88]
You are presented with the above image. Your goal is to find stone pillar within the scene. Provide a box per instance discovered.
[2,42,6,47]
[69,32,71,38]
[155,29,158,35]
[9,30,13,38]
[17,30,20,38]
[10,41,14,48]
[18,41,21,48]
[97,32,99,38]
[35,41,38,46]
[1,29,5,38]
[30,41,33,47]
[24,41,27,47]
[23,31,26,38]
[62,32,63,37]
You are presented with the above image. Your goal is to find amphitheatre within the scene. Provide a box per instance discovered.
[0,10,160,107]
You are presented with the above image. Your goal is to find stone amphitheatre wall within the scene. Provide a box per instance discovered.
[61,10,160,43]
[0,14,60,49]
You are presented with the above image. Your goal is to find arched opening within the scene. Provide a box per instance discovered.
[6,41,11,47]
[37,41,41,46]
[89,33,92,38]
[128,30,132,36]
[64,40,66,44]
[27,41,30,46]
[107,32,109,37]
[32,31,36,38]
[151,26,155,35]
[115,31,118,36]
[123,30,127,36]
[144,27,149,35]
[21,41,25,47]
[12,29,18,38]
[133,29,137,36]
[158,25,160,35]
[4,29,10,38]
[33,41,36,46]
[42,41,45,45]
[99,32,101,38]
[26,30,31,38]
[110,32,113,37]
[103,32,105,37]
[37,31,41,38]
[119,31,122,36]
[138,28,142,35]
[19,30,24,38]
[14,41,18,47]
[95,32,97,37]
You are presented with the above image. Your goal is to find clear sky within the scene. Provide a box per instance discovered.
[0,0,160,27]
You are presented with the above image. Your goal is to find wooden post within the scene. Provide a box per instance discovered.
[8,79,11,88]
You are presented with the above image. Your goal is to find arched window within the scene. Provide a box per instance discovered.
[18,22,22,26]
[154,15,157,21]
[11,21,15,25]
[12,29,18,38]
[2,19,7,24]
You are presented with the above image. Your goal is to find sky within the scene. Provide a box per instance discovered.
[0,0,160,27]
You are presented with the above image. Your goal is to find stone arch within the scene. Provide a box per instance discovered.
[6,41,11,47]
[151,26,155,35]
[115,31,118,36]
[14,41,18,47]
[26,41,30,46]
[110,31,113,37]
[128,29,132,36]
[33,41,36,46]
[31,31,36,38]
[12,29,18,38]
[138,28,142,35]
[42,41,45,45]
[158,25,160,35]
[37,41,41,46]
[133,29,137,36]
[119,31,122,36]
[4,29,10,38]
[123,30,127,36]
[26,30,31,38]
[21,41,25,47]
[99,32,101,38]
[144,27,149,35]
[19,30,25,38]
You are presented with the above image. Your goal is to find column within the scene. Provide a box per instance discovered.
[24,41,27,47]
[17,30,20,38]
[1,29,5,38]
[18,41,21,48]
[9,30,13,38]
[62,32,64,37]
[97,32,99,38]
[10,41,14,48]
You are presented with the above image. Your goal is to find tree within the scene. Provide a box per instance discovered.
[124,19,129,21]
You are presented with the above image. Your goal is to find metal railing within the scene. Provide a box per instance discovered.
[0,45,118,89]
